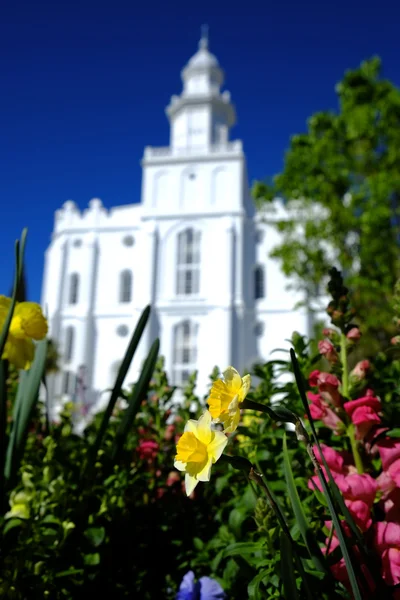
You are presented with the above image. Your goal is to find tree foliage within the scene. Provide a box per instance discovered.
[253,57,400,345]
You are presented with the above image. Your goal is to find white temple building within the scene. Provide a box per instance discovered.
[41,33,318,409]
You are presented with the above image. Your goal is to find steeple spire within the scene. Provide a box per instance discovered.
[200,24,209,49]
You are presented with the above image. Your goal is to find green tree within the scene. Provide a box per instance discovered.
[253,57,400,348]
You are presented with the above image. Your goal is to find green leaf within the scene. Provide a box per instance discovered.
[211,549,224,572]
[85,526,106,547]
[111,338,160,460]
[5,338,48,487]
[0,232,27,508]
[280,531,299,600]
[222,541,264,559]
[282,433,329,576]
[40,515,62,530]
[387,428,400,438]
[248,569,268,600]
[83,553,101,566]
[3,517,26,535]
[55,569,85,578]
[228,507,247,537]
[193,537,204,551]
[85,305,151,473]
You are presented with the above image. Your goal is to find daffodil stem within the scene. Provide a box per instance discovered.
[241,398,274,415]
[221,455,314,597]
[249,468,293,540]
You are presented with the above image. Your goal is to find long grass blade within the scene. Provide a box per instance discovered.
[280,531,299,600]
[85,305,151,473]
[290,348,364,600]
[111,338,160,461]
[282,432,330,577]
[0,241,20,359]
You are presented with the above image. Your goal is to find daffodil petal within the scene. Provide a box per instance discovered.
[174,460,187,472]
[0,296,12,311]
[223,399,241,433]
[228,396,239,415]
[223,367,242,392]
[196,410,212,445]
[13,302,48,340]
[196,456,213,482]
[208,431,228,462]
[241,374,251,398]
[185,473,199,496]
[3,337,34,370]
[184,419,198,434]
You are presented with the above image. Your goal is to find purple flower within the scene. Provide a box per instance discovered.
[176,571,225,600]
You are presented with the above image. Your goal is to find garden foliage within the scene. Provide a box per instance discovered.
[1,231,400,599]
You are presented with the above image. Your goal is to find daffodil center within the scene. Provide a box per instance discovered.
[176,432,208,464]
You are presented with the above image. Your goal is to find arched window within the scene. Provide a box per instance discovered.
[64,326,74,363]
[119,270,132,303]
[69,273,79,305]
[254,265,265,299]
[176,228,201,295]
[172,320,198,386]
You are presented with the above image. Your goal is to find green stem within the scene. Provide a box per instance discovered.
[340,333,364,473]
[348,424,364,474]
[340,333,349,398]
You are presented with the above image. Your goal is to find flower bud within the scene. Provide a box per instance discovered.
[318,340,338,363]
[346,327,361,341]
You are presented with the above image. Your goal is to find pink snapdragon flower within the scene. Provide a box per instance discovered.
[377,438,400,472]
[137,439,159,462]
[375,521,400,585]
[343,392,382,440]
[307,392,344,433]
[375,437,400,494]
[309,370,342,407]
[309,445,377,532]
[350,360,370,381]
[308,444,352,493]
[336,473,378,531]
[164,424,176,441]
[346,327,361,341]
[322,328,337,339]
[318,340,338,363]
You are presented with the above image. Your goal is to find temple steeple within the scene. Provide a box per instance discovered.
[166,30,236,150]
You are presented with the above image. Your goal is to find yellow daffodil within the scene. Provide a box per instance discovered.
[0,296,48,370]
[207,366,251,433]
[174,410,228,496]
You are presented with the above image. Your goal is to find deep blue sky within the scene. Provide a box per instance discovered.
[1,0,399,302]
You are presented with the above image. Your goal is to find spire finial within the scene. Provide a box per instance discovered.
[200,24,209,49]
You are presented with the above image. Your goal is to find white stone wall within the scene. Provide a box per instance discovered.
[41,38,315,414]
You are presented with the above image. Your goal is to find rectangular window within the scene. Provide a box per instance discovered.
[176,229,201,296]
[62,370,75,395]
[172,321,198,386]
